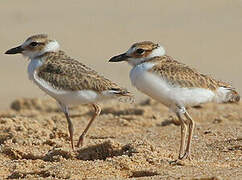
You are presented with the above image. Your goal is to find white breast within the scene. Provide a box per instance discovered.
[130,62,173,107]
[129,62,216,111]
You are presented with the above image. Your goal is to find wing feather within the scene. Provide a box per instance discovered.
[148,56,231,90]
[37,51,127,95]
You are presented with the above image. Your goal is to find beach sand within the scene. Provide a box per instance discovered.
[0,98,241,179]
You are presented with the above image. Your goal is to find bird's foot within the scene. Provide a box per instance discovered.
[179,151,191,160]
[77,135,85,148]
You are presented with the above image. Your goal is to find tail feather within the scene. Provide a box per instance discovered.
[216,87,240,103]
[227,89,240,103]
[110,88,132,96]
[109,88,134,103]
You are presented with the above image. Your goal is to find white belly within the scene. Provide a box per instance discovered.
[33,75,100,105]
[130,63,216,109]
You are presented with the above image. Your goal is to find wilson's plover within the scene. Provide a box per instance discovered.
[109,41,240,160]
[5,34,131,150]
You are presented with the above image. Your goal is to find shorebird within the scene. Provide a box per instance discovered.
[5,34,131,150]
[109,41,240,160]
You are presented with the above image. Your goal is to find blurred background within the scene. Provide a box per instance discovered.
[0,0,242,109]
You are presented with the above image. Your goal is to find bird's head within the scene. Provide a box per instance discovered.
[5,34,60,59]
[109,41,165,66]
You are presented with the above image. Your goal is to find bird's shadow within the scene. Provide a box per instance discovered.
[76,141,137,161]
[129,170,160,178]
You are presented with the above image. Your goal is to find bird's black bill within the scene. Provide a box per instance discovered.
[109,53,129,62]
[5,46,24,54]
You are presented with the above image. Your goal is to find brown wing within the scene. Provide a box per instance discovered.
[148,56,231,90]
[37,51,128,94]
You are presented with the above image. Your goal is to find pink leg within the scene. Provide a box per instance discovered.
[64,111,74,150]
[180,111,195,160]
[176,112,188,159]
[77,104,101,147]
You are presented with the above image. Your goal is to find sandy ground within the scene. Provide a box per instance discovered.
[0,97,241,179]
[1,1,242,179]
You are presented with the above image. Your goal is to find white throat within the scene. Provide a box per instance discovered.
[128,46,166,66]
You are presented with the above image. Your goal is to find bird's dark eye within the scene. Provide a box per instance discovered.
[30,42,38,47]
[136,48,145,54]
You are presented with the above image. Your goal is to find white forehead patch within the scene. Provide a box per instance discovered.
[126,46,136,55]
[22,39,33,47]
